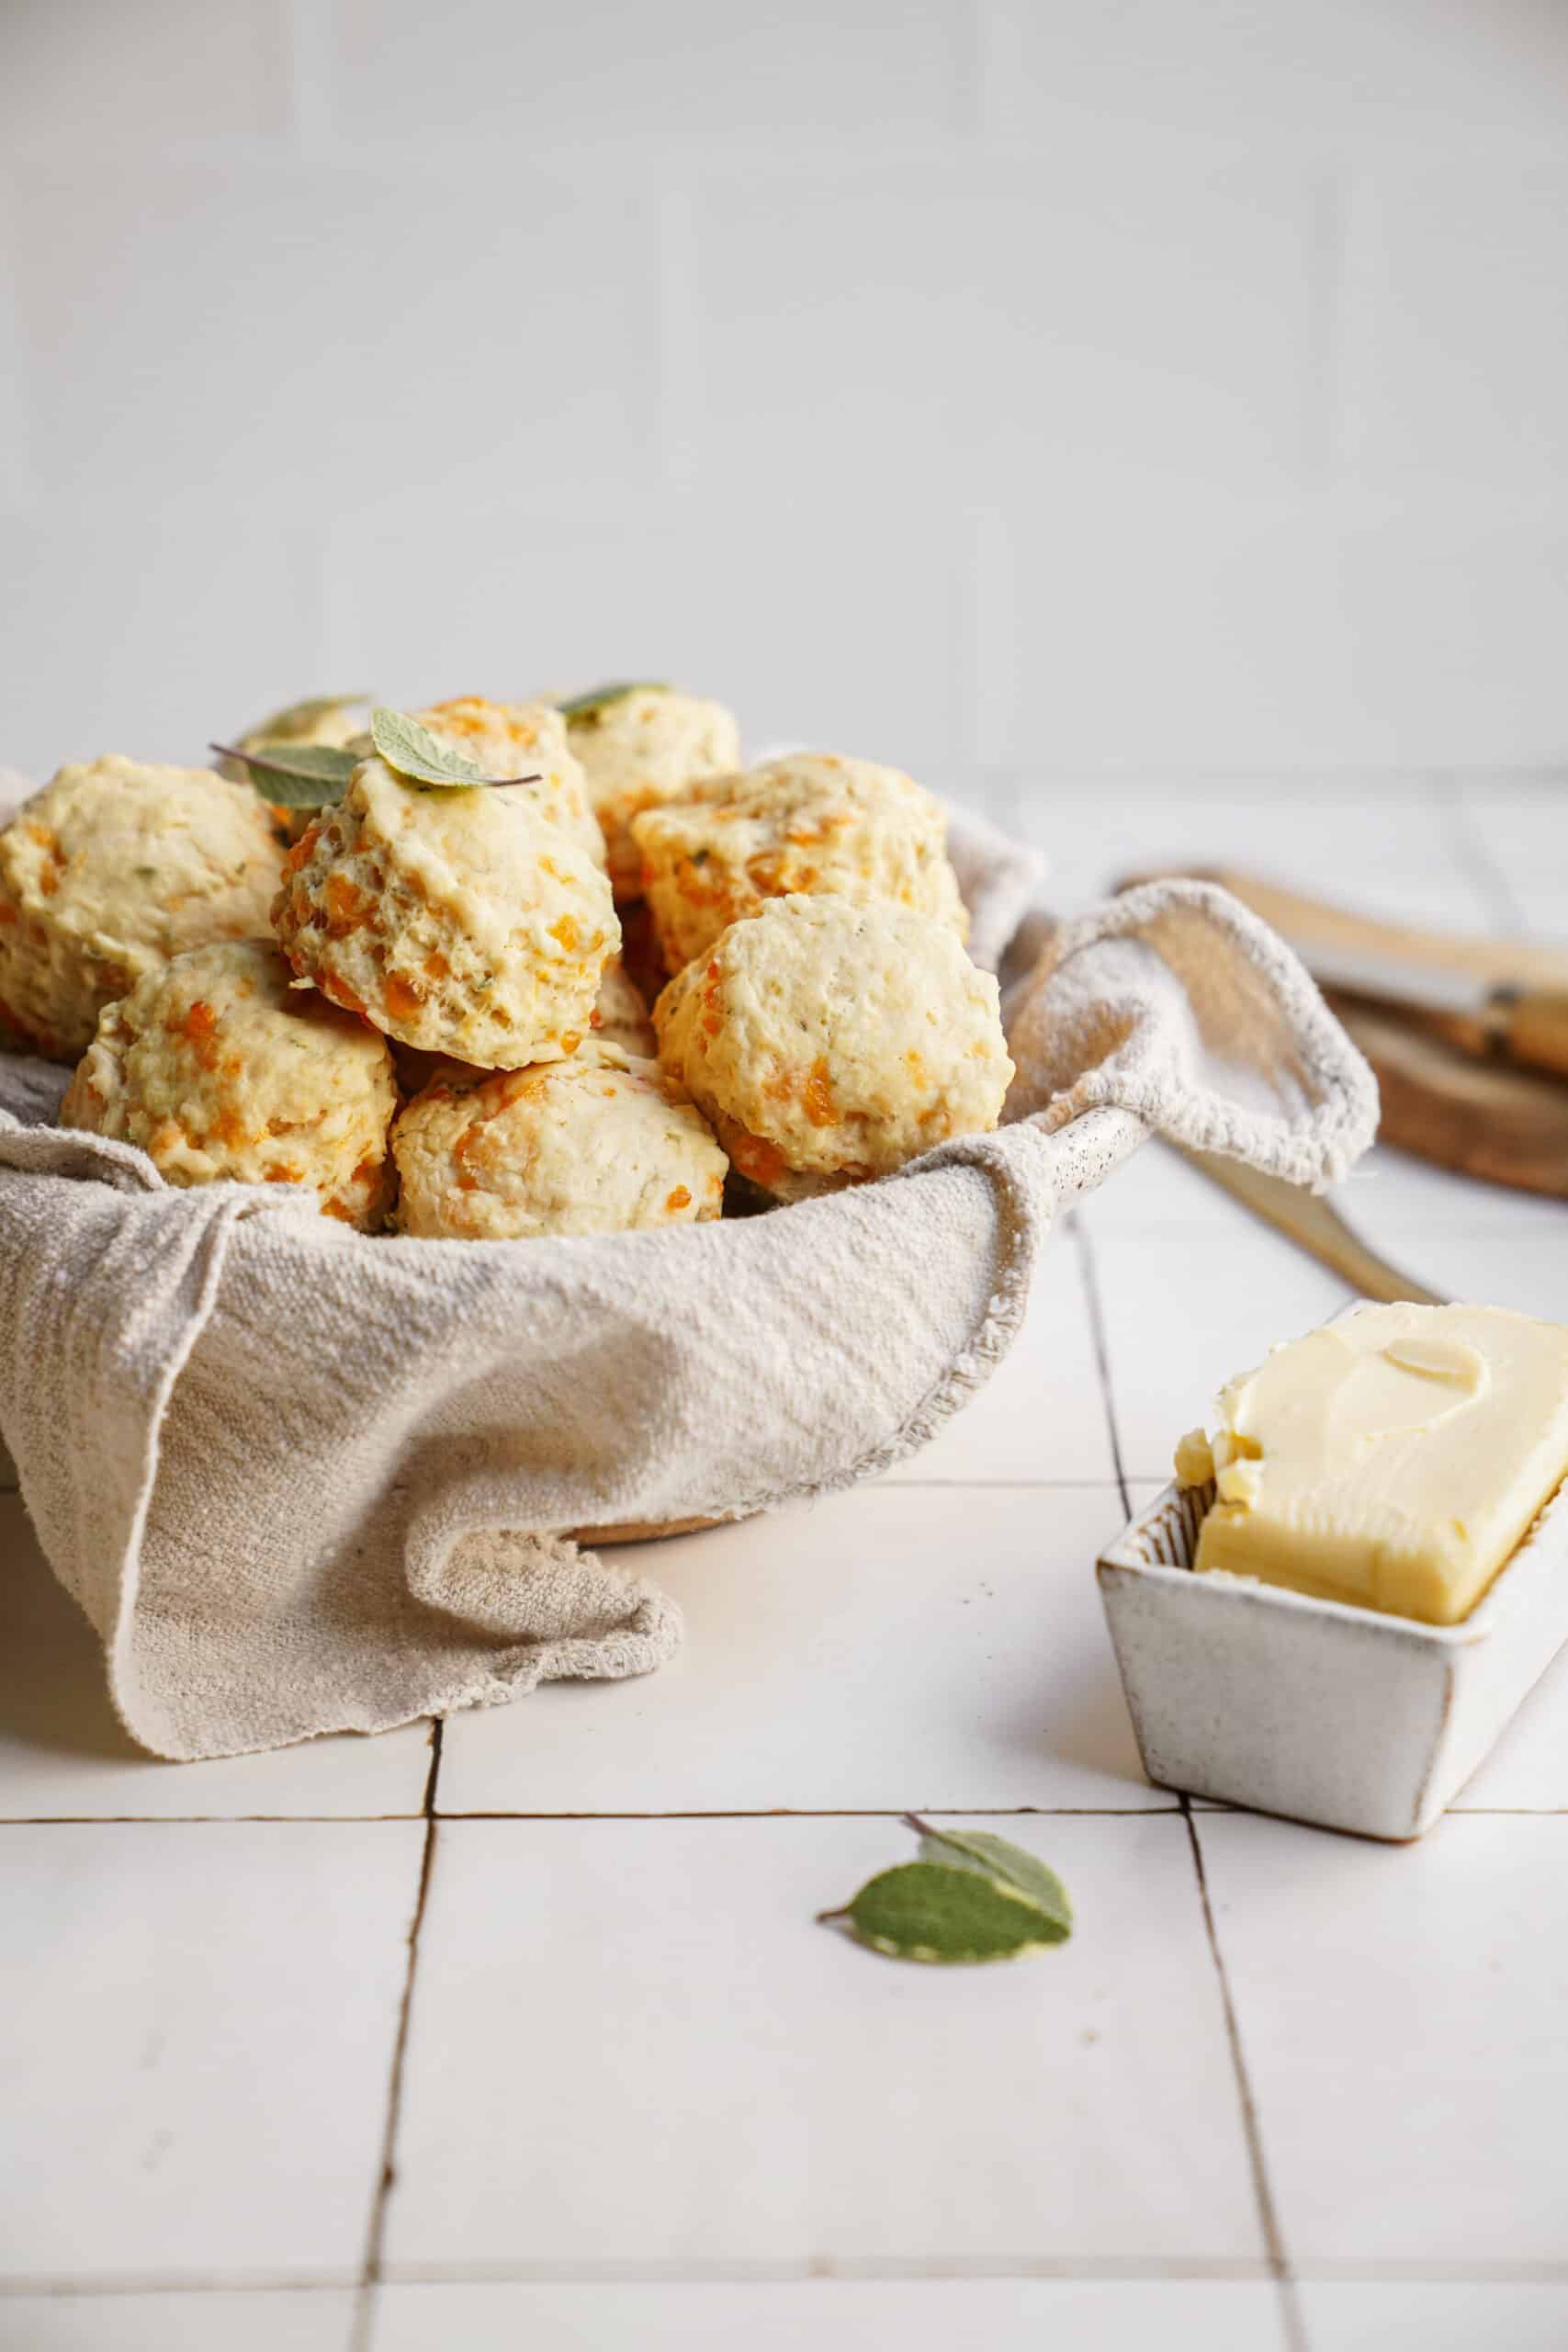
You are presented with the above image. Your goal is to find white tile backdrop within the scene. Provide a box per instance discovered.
[2,0,1567,800]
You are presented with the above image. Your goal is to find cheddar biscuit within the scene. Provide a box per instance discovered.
[565,686,740,899]
[414,698,606,868]
[272,755,617,1068]
[61,938,398,1229]
[654,894,1012,1203]
[0,757,286,1060]
[631,752,966,973]
[393,1040,728,1241]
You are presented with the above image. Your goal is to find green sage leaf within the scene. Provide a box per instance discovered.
[907,1815,1073,1939]
[820,1861,1062,1966]
[557,681,669,724]
[209,740,360,807]
[367,707,546,792]
[370,707,493,786]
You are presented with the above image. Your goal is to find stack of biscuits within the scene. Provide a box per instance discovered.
[2,684,1014,1242]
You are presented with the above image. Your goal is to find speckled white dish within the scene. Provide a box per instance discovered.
[1098,1474,1568,1841]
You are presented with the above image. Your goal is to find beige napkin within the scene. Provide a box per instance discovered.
[0,807,1376,1759]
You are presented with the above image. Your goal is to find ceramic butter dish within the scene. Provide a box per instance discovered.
[1098,1302,1568,1840]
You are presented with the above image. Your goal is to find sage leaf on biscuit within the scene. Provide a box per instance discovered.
[370,707,492,786]
[369,707,544,791]
[817,1817,1074,1965]
[557,681,669,723]
[209,740,360,807]
[907,1815,1073,1939]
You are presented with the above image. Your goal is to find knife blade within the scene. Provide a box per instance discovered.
[1177,1148,1446,1305]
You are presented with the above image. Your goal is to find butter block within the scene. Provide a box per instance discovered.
[1175,1302,1568,1625]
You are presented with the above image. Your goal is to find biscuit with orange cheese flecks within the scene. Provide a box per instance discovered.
[564,685,740,899]
[60,938,397,1229]
[0,756,286,1062]
[653,893,1011,1204]
[414,697,605,869]
[272,755,617,1068]
[631,751,966,974]
[392,1039,727,1240]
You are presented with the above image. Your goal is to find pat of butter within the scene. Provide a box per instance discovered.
[1175,1302,1568,1625]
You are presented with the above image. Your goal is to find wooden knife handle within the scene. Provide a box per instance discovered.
[1502,990,1568,1081]
[1322,981,1568,1087]
[1119,866,1568,994]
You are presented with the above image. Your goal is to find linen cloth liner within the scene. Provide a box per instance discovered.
[0,806,1378,1759]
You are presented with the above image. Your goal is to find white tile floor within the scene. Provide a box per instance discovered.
[2,778,1564,2352]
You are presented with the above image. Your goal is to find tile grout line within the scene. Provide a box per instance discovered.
[0,1814,428,1826]
[1077,1210,1306,2349]
[349,1718,444,2352]
[12,2253,1568,2298]
[1068,1215,1131,1519]
[8,1804,1568,1828]
[418,1715,443,1821]
[878,1476,1134,1489]
[432,1805,1183,1822]
[1183,1810,1308,2352]
[378,2254,1276,2286]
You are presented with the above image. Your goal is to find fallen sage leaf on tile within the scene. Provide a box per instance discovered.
[369,707,542,791]
[817,1815,1073,1964]
[209,740,361,807]
[557,680,669,723]
[908,1815,1073,1938]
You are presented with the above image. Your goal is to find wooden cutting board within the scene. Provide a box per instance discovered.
[1327,997,1568,1198]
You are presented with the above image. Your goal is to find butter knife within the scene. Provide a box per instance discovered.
[1179,1148,1445,1306]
